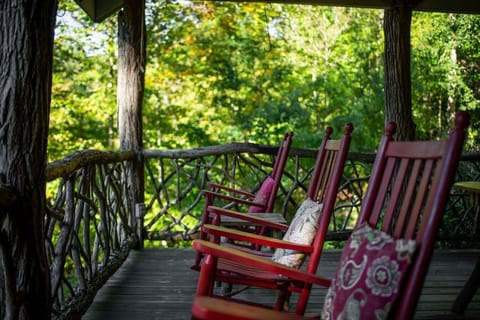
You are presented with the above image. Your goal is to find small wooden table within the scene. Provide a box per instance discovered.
[452,181,480,314]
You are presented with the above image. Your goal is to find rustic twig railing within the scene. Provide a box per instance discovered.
[142,146,480,244]
[42,145,479,318]
[46,150,137,319]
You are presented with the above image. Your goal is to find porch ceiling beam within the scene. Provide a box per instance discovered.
[240,0,480,14]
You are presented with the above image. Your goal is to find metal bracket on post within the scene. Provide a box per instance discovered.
[135,202,146,249]
[135,202,146,219]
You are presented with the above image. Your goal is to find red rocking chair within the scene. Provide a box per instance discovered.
[192,131,293,269]
[191,111,470,320]
[201,131,294,215]
[193,123,354,310]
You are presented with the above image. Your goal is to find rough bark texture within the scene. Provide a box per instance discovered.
[46,149,135,181]
[117,1,145,152]
[0,1,58,319]
[117,1,146,247]
[384,1,418,140]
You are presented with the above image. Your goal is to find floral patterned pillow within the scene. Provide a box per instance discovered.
[322,222,416,320]
[271,198,323,268]
[248,176,275,213]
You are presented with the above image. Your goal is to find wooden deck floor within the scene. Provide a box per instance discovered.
[83,248,480,320]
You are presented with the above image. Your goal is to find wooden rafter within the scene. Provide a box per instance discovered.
[239,0,480,14]
[76,0,479,23]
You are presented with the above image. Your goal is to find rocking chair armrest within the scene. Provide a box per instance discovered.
[201,190,262,208]
[203,224,313,253]
[193,239,331,287]
[192,296,319,320]
[207,206,288,231]
[205,182,256,198]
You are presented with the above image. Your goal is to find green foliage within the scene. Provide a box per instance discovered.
[51,3,480,158]
[276,6,385,150]
[411,13,480,149]
[141,3,387,151]
[50,2,118,160]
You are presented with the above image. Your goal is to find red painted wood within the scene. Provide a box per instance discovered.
[193,132,293,268]
[192,296,311,320]
[190,111,470,320]
[193,123,354,314]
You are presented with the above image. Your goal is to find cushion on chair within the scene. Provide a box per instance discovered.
[271,198,323,268]
[322,222,416,320]
[248,176,276,213]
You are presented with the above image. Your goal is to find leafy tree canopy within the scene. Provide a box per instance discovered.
[49,1,480,161]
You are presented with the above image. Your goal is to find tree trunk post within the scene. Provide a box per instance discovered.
[117,0,146,249]
[384,1,419,140]
[0,1,58,319]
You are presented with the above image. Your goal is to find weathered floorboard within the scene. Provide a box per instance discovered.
[83,248,480,320]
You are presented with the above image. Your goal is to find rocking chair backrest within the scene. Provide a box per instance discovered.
[193,132,293,269]
[284,123,353,314]
[305,124,353,274]
[356,111,470,319]
[264,131,294,213]
[306,126,333,200]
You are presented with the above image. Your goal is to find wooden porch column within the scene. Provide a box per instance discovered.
[117,0,146,248]
[0,1,57,318]
[383,0,419,140]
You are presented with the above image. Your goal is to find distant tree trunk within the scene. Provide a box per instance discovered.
[384,2,417,140]
[117,0,146,248]
[0,1,58,319]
